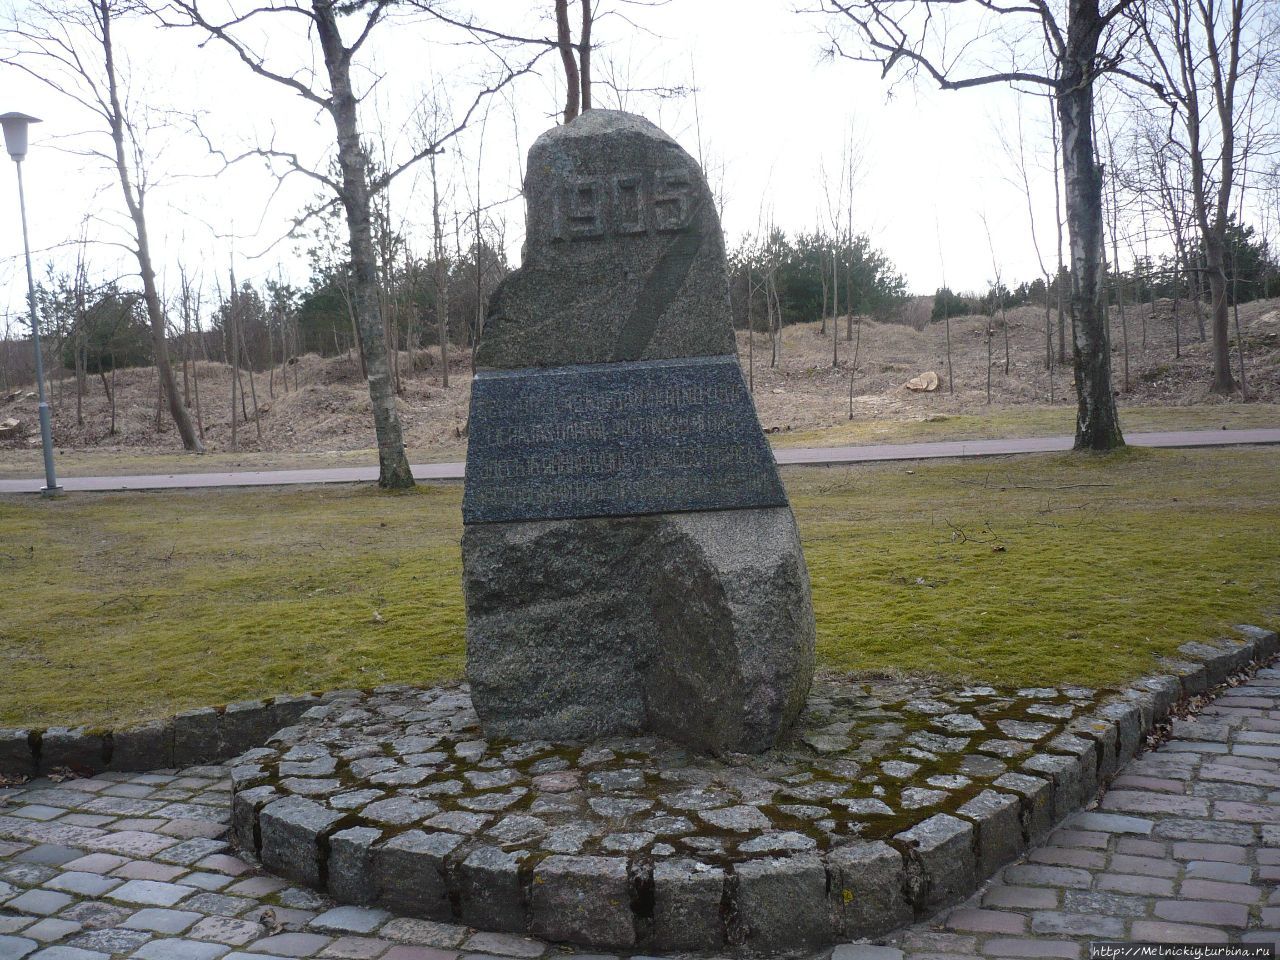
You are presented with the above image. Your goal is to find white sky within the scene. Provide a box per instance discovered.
[0,0,1071,323]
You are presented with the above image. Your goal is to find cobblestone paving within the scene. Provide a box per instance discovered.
[236,678,1102,869]
[0,666,1277,959]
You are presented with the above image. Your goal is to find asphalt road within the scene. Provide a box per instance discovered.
[1,427,1277,494]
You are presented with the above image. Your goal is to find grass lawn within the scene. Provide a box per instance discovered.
[771,401,1280,448]
[1,446,1277,729]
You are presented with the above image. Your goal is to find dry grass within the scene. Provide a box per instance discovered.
[740,298,1280,437]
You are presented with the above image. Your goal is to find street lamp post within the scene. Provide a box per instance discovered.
[1,111,60,497]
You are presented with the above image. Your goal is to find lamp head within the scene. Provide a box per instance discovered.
[0,113,42,161]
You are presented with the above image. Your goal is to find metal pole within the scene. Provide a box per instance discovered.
[15,157,60,496]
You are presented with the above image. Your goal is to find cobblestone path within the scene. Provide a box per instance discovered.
[2,664,1279,959]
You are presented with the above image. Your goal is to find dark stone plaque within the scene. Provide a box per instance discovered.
[463,355,786,524]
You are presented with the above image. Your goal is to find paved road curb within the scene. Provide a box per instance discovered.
[2,427,1278,493]
[0,693,336,779]
[222,625,1279,952]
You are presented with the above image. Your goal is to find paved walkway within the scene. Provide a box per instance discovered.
[0,428,1277,494]
[1,666,1279,958]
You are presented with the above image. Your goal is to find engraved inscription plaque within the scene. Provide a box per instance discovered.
[463,355,786,524]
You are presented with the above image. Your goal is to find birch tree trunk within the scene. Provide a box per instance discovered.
[1059,0,1123,449]
[314,0,413,488]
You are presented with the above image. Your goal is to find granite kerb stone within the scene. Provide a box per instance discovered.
[991,771,1055,844]
[1178,638,1254,687]
[956,789,1024,880]
[0,691,337,779]
[650,857,727,950]
[1128,674,1182,722]
[327,825,383,907]
[231,784,278,856]
[1159,658,1211,696]
[213,623,1276,953]
[1237,624,1280,659]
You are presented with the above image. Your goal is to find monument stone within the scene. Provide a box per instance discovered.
[462,109,815,754]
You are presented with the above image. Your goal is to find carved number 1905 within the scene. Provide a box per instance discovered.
[552,169,694,242]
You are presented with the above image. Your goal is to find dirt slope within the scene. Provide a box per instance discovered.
[1,298,1276,457]
[742,298,1280,436]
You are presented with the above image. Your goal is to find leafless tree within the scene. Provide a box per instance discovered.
[70,230,91,427]
[419,2,674,125]
[934,215,955,395]
[1136,0,1279,394]
[555,0,586,122]
[1049,95,1068,366]
[812,0,1154,449]
[979,212,1003,404]
[167,0,541,487]
[177,263,205,440]
[1101,114,1131,393]
[819,163,842,365]
[428,150,450,390]
[229,265,262,439]
[999,97,1057,389]
[1131,120,1200,353]
[3,0,205,451]
[0,314,12,394]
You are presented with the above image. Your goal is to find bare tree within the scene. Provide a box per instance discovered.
[1137,0,1278,394]
[556,0,583,121]
[71,231,91,427]
[999,97,1057,391]
[813,0,1150,449]
[420,3,675,125]
[979,212,1003,404]
[1134,119,1199,354]
[819,162,842,365]
[167,0,540,487]
[1049,96,1068,365]
[0,314,12,394]
[1101,115,1131,393]
[429,150,450,390]
[934,215,954,396]
[3,0,204,451]
[177,263,205,440]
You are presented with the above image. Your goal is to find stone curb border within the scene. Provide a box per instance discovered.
[226,625,1280,954]
[0,692,344,779]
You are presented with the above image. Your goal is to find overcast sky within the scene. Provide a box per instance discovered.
[0,0,1079,323]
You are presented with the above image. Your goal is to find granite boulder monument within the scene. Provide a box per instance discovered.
[462,110,815,754]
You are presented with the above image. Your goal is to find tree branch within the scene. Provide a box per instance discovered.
[371,48,549,193]
[163,0,329,108]
[821,0,1056,91]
